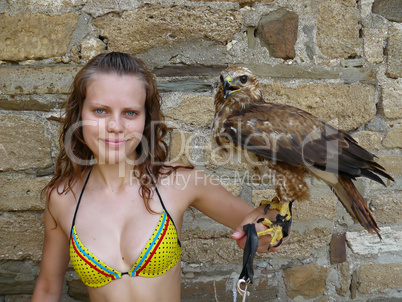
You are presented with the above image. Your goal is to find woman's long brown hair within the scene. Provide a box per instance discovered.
[42,52,187,213]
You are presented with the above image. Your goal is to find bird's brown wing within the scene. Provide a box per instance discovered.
[217,102,393,185]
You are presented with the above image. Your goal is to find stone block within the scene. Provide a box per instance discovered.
[346,227,402,255]
[256,9,298,59]
[0,261,40,295]
[0,65,81,95]
[274,227,332,259]
[363,28,385,64]
[0,95,64,112]
[83,0,141,18]
[0,115,52,172]
[336,262,351,296]
[352,131,382,151]
[68,279,89,301]
[169,131,192,166]
[330,233,346,264]
[386,26,402,79]
[377,154,402,176]
[382,124,402,149]
[181,279,232,302]
[358,262,402,294]
[0,175,50,211]
[292,194,337,222]
[252,189,276,207]
[382,78,402,119]
[181,237,242,264]
[0,212,44,261]
[370,192,402,224]
[244,64,376,83]
[93,7,242,54]
[0,12,78,61]
[283,263,331,299]
[165,96,214,127]
[80,36,106,62]
[372,0,402,22]
[260,82,376,131]
[317,0,362,59]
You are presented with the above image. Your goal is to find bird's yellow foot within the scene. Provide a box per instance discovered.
[257,198,293,250]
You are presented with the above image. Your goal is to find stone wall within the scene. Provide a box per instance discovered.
[0,0,401,301]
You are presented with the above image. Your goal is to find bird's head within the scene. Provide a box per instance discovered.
[216,66,263,105]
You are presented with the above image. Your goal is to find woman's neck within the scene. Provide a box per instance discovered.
[91,162,134,192]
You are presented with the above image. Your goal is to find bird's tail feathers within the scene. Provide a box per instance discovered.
[331,176,381,239]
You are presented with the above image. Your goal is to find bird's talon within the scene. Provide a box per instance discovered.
[274,238,283,248]
[264,204,271,214]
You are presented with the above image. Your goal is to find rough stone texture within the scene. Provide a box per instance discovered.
[330,233,346,264]
[0,261,40,295]
[181,279,232,302]
[0,65,81,95]
[0,212,44,261]
[382,78,402,119]
[372,0,402,22]
[382,124,402,148]
[370,192,402,224]
[272,227,332,259]
[169,131,192,166]
[256,9,299,59]
[83,0,142,18]
[317,0,362,59]
[0,115,52,171]
[0,12,78,61]
[181,237,242,264]
[292,194,337,221]
[352,131,382,151]
[363,28,385,64]
[80,36,106,61]
[358,263,402,294]
[67,279,89,301]
[165,96,214,127]
[0,95,64,112]
[336,262,351,296]
[260,82,376,131]
[386,26,402,79]
[93,7,242,54]
[244,64,377,83]
[346,227,402,255]
[283,263,331,299]
[377,154,402,176]
[0,175,49,211]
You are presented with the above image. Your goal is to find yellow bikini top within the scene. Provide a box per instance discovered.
[69,171,181,288]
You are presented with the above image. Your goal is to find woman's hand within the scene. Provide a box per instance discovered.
[231,205,284,253]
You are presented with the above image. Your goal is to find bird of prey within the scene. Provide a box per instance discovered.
[213,66,394,249]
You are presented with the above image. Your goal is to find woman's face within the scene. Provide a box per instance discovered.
[81,73,147,165]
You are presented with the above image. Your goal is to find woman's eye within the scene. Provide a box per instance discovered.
[125,111,136,117]
[240,75,248,84]
[95,108,106,114]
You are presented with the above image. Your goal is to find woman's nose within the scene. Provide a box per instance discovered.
[106,116,124,133]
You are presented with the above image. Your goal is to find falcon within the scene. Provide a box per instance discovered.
[213,66,394,249]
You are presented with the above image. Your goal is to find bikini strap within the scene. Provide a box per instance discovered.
[154,185,181,247]
[70,169,92,231]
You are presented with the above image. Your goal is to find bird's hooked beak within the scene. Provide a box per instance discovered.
[223,77,241,98]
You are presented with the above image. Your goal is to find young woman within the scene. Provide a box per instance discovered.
[32,52,279,301]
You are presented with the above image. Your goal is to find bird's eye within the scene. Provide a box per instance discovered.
[240,75,248,84]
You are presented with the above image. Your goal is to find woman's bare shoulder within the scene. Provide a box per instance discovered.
[46,176,85,216]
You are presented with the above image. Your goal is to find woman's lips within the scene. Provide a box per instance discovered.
[101,138,128,147]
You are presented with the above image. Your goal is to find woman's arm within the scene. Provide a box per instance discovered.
[187,169,280,252]
[32,199,70,301]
